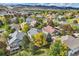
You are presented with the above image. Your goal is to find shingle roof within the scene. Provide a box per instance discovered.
[42,25,55,34]
[26,17,35,24]
[27,28,38,36]
[61,35,79,50]
[8,31,25,45]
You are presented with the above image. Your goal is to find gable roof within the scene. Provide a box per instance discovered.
[27,28,39,36]
[26,17,35,24]
[42,25,55,34]
[8,31,25,45]
[10,17,17,22]
[9,24,20,30]
[61,35,79,50]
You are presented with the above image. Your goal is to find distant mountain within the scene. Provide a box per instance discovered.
[0,3,79,9]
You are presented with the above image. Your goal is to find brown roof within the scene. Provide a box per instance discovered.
[42,25,55,34]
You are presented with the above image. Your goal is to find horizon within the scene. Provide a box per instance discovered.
[0,3,79,8]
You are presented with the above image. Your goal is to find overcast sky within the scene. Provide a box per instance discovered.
[0,0,79,3]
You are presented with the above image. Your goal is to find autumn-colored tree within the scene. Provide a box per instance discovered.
[32,32,47,47]
[21,22,29,32]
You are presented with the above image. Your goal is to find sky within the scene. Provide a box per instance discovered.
[0,0,79,3]
[0,0,79,7]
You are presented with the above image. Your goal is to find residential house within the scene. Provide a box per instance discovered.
[0,29,5,33]
[9,17,18,24]
[43,18,48,24]
[61,35,79,56]
[42,25,55,35]
[75,14,79,18]
[9,24,20,31]
[72,33,79,38]
[27,28,40,41]
[36,14,43,18]
[57,15,66,21]
[26,17,37,27]
[7,30,25,52]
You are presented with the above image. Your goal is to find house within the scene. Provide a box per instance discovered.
[61,35,76,43]
[27,28,40,41]
[7,30,25,52]
[26,17,35,24]
[0,29,5,33]
[43,18,48,24]
[72,33,79,38]
[9,24,20,31]
[9,17,18,24]
[26,17,37,27]
[36,14,43,18]
[42,25,55,35]
[75,14,79,18]
[57,15,66,21]
[61,35,79,56]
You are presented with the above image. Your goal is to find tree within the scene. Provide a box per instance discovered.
[21,22,29,32]
[46,33,52,43]
[32,32,47,48]
[36,18,43,23]
[71,24,79,32]
[14,50,31,56]
[49,39,68,56]
[73,20,78,24]
[0,41,7,56]
[61,24,73,35]
[48,20,54,27]
[0,49,5,56]
[18,17,24,24]
[3,31,9,39]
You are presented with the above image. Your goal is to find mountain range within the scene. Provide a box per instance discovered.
[0,3,79,9]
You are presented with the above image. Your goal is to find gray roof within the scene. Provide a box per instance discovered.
[74,24,79,26]
[9,24,19,30]
[27,28,38,36]
[10,17,17,23]
[26,17,35,24]
[61,35,79,50]
[8,31,25,45]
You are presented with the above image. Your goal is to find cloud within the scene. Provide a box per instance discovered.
[0,0,79,3]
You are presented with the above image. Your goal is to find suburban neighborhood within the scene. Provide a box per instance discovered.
[0,3,79,56]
